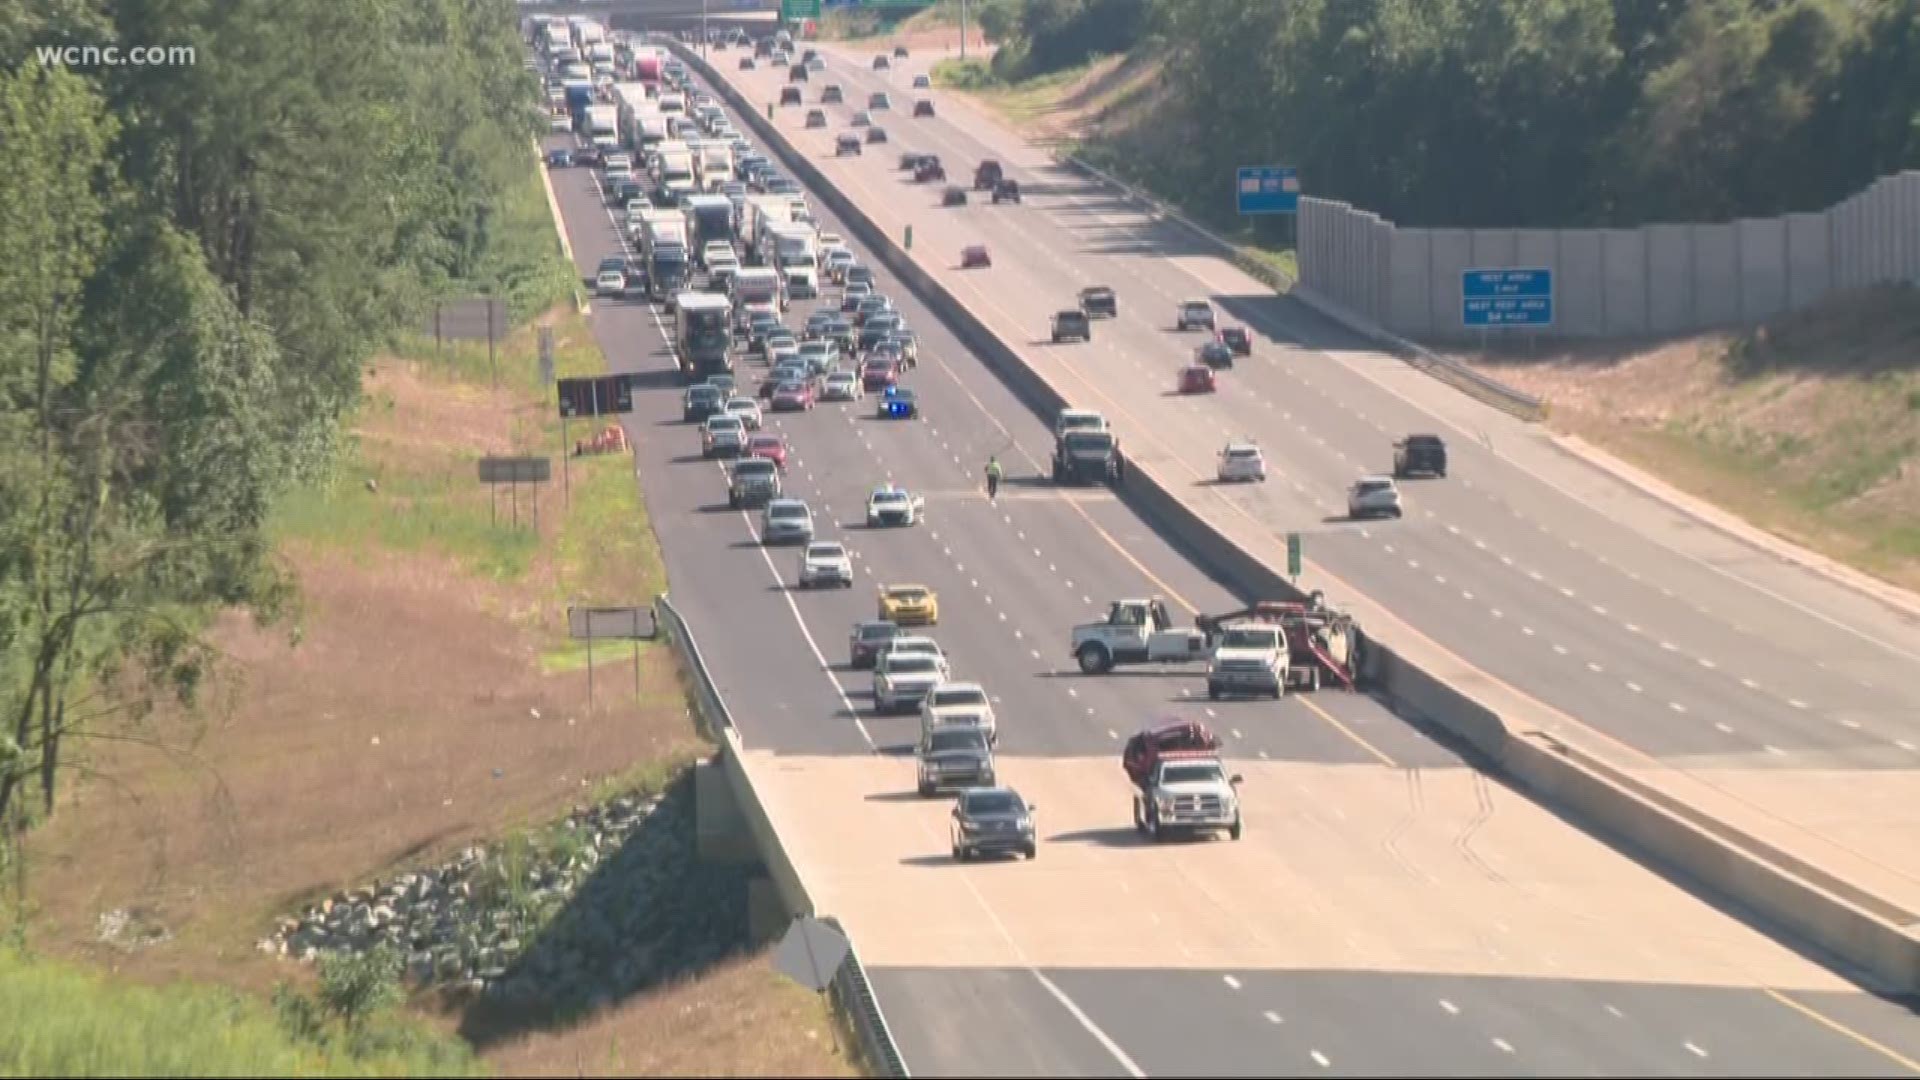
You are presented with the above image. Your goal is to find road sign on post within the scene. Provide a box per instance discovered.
[1462,268,1554,328]
[569,605,658,712]
[1286,532,1302,580]
[556,374,634,419]
[477,456,551,531]
[781,0,822,20]
[1236,166,1299,216]
[773,916,848,993]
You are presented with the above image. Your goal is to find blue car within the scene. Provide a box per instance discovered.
[877,386,920,420]
[547,148,574,168]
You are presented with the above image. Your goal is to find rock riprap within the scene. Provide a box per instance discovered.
[258,784,747,1003]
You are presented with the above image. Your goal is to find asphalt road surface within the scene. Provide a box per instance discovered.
[721,44,1920,775]
[533,52,1920,1076]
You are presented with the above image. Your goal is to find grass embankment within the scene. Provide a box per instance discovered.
[1471,285,1920,592]
[931,51,1298,291]
[0,948,476,1077]
[10,153,854,1076]
[819,1,956,42]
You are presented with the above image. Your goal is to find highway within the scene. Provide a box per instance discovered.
[535,63,1920,1076]
[715,41,1920,908]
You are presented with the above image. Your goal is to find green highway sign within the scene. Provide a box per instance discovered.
[1286,532,1302,579]
[781,0,822,20]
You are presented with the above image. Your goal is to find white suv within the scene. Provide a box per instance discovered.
[920,681,997,745]
[1347,475,1403,519]
[1217,442,1267,483]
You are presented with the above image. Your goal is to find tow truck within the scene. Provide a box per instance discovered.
[1194,594,1359,692]
[1070,596,1359,690]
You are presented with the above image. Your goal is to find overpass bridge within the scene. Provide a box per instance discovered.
[517,0,780,30]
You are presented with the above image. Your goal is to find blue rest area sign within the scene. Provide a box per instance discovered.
[1462,267,1554,328]
[1236,165,1299,215]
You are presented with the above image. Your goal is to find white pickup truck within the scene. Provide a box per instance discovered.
[1205,622,1288,700]
[1069,598,1207,674]
[1132,751,1243,841]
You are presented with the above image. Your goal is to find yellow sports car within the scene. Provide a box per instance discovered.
[877,583,939,626]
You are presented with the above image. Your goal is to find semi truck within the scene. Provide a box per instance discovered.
[673,291,733,381]
[731,267,784,321]
[767,222,818,274]
[695,142,734,191]
[654,140,698,204]
[585,103,618,147]
[684,194,736,259]
[564,80,595,131]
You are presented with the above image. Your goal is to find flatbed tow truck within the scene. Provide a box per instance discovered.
[1069,595,1359,692]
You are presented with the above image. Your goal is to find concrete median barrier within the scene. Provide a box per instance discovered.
[677,44,1920,994]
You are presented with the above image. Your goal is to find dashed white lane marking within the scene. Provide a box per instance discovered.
[1310,1051,1331,1069]
[1553,644,1569,655]
[1522,626,1536,636]
[1789,698,1809,709]
[1591,604,1608,616]
[1493,1038,1515,1054]
[1670,701,1688,713]
[1439,999,1459,1016]
[1030,648,1041,659]
[1067,688,1077,698]
[1765,744,1786,756]
[1841,718,1861,729]
[1660,641,1678,651]
[1587,661,1603,672]
[1625,623,1640,633]
[1605,1004,1625,1019]
[1741,677,1760,690]
[1715,722,1735,734]
[1222,975,1241,990]
[1685,1042,1708,1059]
[1263,1010,1283,1025]
[1462,590,1474,601]
[1898,740,1917,753]
[1627,681,1642,693]
[1698,657,1716,669]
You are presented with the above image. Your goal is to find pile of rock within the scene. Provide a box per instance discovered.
[259,792,664,996]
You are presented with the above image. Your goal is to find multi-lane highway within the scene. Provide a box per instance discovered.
[535,51,1920,1076]
[717,42,1920,904]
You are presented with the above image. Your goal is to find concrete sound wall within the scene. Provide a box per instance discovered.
[1302,170,1920,340]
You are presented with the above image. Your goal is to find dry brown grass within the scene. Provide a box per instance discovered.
[11,307,847,1075]
[1463,286,1920,590]
[478,949,860,1077]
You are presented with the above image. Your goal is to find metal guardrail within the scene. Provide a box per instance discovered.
[653,592,910,1077]
[1054,152,1551,423]
[656,592,735,734]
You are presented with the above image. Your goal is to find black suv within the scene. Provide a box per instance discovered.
[1051,309,1091,343]
[1393,434,1448,478]
[991,178,1021,204]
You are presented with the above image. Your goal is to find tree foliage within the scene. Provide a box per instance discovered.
[1050,0,1920,227]
[0,0,543,846]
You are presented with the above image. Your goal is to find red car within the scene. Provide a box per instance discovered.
[1220,325,1252,356]
[862,357,899,391]
[1178,363,1217,394]
[961,244,991,269]
[746,433,789,469]
[771,379,816,411]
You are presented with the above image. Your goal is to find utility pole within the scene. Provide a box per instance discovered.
[960,0,969,62]
[701,0,709,59]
